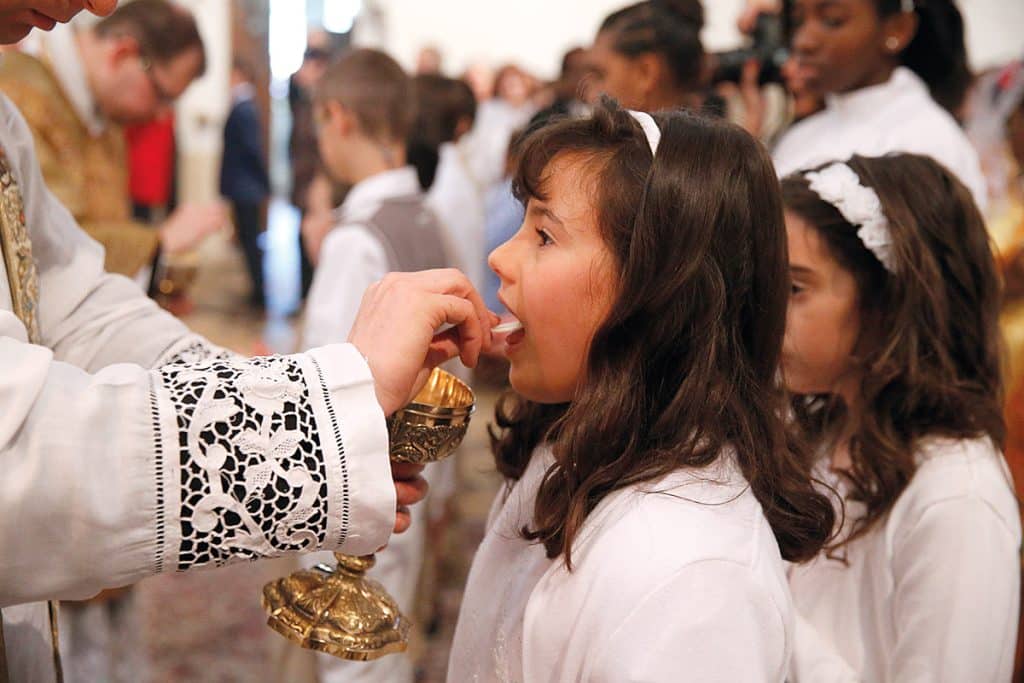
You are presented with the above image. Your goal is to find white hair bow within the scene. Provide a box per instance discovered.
[804,162,896,273]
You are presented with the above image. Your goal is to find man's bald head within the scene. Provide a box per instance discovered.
[0,1,117,45]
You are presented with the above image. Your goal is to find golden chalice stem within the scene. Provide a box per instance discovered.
[262,368,474,661]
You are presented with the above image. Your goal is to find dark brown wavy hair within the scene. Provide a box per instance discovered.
[490,98,836,569]
[781,154,1005,550]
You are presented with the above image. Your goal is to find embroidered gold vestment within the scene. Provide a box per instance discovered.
[0,51,158,276]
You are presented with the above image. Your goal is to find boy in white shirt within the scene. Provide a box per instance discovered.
[303,48,451,350]
[300,48,453,683]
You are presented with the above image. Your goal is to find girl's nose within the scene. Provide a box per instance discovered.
[488,234,516,285]
[791,23,821,57]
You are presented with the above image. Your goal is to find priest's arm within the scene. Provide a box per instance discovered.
[0,93,395,607]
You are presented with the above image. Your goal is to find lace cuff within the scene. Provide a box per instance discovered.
[155,334,233,368]
[152,353,336,571]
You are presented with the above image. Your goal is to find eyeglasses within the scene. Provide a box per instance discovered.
[139,56,176,108]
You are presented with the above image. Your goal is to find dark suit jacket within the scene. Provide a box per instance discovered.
[220,97,270,204]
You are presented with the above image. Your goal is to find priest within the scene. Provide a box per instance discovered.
[0,2,495,681]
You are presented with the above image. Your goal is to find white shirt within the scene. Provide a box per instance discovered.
[303,166,422,350]
[448,447,794,683]
[0,93,395,682]
[788,436,1021,682]
[773,67,988,213]
[428,141,487,294]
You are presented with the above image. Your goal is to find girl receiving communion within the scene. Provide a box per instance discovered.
[447,98,835,682]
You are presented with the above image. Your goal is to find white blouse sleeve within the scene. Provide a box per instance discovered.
[886,495,1019,681]
[789,612,861,682]
[302,225,389,350]
[588,560,788,683]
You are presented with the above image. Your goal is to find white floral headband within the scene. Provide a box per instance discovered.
[629,110,661,156]
[803,162,897,273]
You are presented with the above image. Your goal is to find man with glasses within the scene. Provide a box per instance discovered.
[0,1,495,681]
[0,0,225,283]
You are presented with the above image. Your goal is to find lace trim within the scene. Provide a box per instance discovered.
[158,337,232,368]
[158,356,330,570]
[149,386,166,573]
[310,357,350,547]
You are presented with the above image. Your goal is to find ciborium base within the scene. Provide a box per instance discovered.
[261,553,410,661]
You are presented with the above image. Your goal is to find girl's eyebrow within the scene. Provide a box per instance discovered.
[529,204,565,226]
[790,265,817,277]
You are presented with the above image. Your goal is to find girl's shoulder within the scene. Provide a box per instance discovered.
[570,451,783,579]
[892,436,1019,530]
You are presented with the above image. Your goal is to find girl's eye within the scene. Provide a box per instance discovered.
[820,12,846,29]
[791,283,805,296]
[535,228,554,246]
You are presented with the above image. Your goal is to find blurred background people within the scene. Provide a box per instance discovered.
[416,43,443,75]
[586,0,709,113]
[770,0,987,209]
[0,0,225,287]
[126,113,176,224]
[221,57,271,311]
[288,29,333,298]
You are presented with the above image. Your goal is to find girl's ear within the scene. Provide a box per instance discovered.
[879,10,919,56]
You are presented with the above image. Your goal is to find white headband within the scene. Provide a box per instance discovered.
[804,162,897,273]
[901,0,915,13]
[628,110,661,156]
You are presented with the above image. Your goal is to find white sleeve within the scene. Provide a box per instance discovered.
[886,496,1019,681]
[303,225,389,350]
[0,329,393,607]
[789,612,861,682]
[1,93,194,372]
[588,560,788,682]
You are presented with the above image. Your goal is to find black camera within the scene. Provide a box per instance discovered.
[711,13,789,85]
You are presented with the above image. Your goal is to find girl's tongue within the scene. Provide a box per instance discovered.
[492,317,526,349]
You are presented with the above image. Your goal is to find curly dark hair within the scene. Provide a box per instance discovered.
[781,153,1005,551]
[489,98,837,569]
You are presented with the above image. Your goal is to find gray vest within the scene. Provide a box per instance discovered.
[363,194,451,273]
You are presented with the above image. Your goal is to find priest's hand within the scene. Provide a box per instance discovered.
[349,269,498,416]
[392,462,428,534]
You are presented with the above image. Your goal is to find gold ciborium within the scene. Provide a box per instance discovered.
[261,368,474,660]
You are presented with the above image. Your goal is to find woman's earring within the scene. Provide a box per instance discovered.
[885,36,901,52]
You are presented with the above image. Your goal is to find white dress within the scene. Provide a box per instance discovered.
[448,446,794,682]
[788,436,1021,682]
[772,67,988,213]
[0,93,395,682]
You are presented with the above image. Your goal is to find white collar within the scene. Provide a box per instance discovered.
[39,24,106,137]
[824,67,928,119]
[338,166,421,223]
